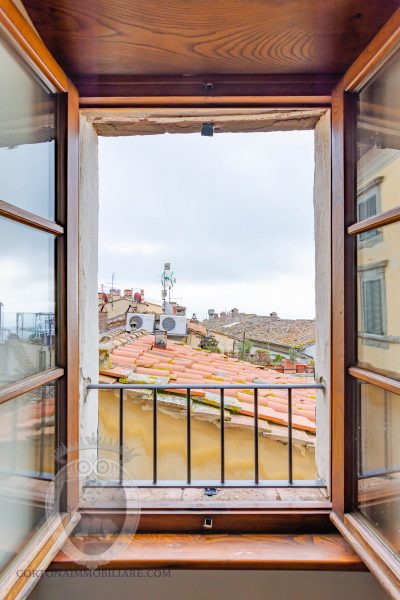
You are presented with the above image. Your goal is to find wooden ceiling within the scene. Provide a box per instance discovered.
[23,0,399,97]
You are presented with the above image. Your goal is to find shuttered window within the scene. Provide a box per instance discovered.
[358,193,378,240]
[363,278,383,335]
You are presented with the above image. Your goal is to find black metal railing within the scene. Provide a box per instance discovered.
[87,382,325,488]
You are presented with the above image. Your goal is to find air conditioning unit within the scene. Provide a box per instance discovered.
[159,315,187,336]
[125,313,155,333]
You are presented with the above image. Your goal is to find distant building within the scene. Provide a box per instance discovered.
[98,287,205,346]
[203,310,315,361]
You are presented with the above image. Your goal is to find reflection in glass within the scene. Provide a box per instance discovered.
[0,34,55,220]
[357,50,400,220]
[0,383,55,573]
[357,220,400,381]
[358,382,400,555]
[356,47,400,382]
[0,217,56,387]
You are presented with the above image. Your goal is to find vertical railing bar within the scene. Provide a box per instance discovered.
[254,388,259,484]
[119,388,124,484]
[187,388,191,484]
[220,388,225,484]
[153,388,158,484]
[288,388,293,484]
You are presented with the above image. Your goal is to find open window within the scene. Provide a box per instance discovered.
[0,3,79,596]
[331,14,400,596]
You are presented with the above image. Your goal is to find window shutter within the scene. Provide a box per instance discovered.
[363,279,383,335]
[359,194,378,240]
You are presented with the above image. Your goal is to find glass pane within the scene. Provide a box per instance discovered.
[0,382,56,573]
[0,34,56,220]
[357,49,400,220]
[357,221,400,381]
[358,382,400,556]
[0,217,56,387]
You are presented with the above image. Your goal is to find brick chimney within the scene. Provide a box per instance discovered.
[99,311,108,332]
[124,288,133,298]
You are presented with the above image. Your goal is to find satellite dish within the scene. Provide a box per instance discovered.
[102,292,108,304]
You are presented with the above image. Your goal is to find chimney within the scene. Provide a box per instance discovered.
[154,330,167,349]
[99,311,108,332]
[164,302,174,315]
[140,289,145,300]
[124,288,133,298]
[231,307,239,318]
[208,308,215,319]
[98,292,104,302]
[270,311,278,319]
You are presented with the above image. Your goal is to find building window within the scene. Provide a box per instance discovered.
[357,180,382,244]
[362,278,383,335]
[358,262,388,345]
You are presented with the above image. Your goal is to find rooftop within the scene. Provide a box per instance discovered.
[99,332,317,438]
[203,312,315,349]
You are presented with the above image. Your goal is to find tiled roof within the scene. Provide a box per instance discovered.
[187,320,206,336]
[100,334,317,434]
[203,313,315,348]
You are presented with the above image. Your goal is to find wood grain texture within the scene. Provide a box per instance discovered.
[330,8,400,521]
[78,507,333,535]
[0,199,64,235]
[23,1,399,88]
[332,512,400,598]
[0,367,64,405]
[50,532,365,571]
[76,73,338,100]
[348,205,400,235]
[349,367,400,395]
[0,0,70,92]
[0,512,80,600]
[80,95,332,108]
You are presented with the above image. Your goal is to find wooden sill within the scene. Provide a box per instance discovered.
[50,532,365,571]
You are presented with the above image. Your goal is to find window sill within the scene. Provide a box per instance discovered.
[359,332,400,348]
[49,531,364,572]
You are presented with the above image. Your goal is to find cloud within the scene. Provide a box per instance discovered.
[99,129,315,318]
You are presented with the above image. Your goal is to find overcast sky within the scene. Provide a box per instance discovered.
[99,130,315,320]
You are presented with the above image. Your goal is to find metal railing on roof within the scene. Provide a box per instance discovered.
[87,381,325,488]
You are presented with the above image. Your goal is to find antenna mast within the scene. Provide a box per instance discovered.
[161,263,176,309]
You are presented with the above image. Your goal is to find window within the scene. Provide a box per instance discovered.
[357,182,381,242]
[0,30,60,576]
[363,280,382,334]
[358,262,387,342]
[337,42,400,589]
[0,7,78,593]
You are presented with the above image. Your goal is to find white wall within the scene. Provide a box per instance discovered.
[314,110,331,487]
[31,570,388,600]
[79,114,99,462]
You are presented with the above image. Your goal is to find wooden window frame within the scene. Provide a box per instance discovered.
[331,7,400,596]
[2,0,399,582]
[0,0,79,595]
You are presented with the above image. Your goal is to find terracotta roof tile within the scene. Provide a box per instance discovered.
[101,334,318,434]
